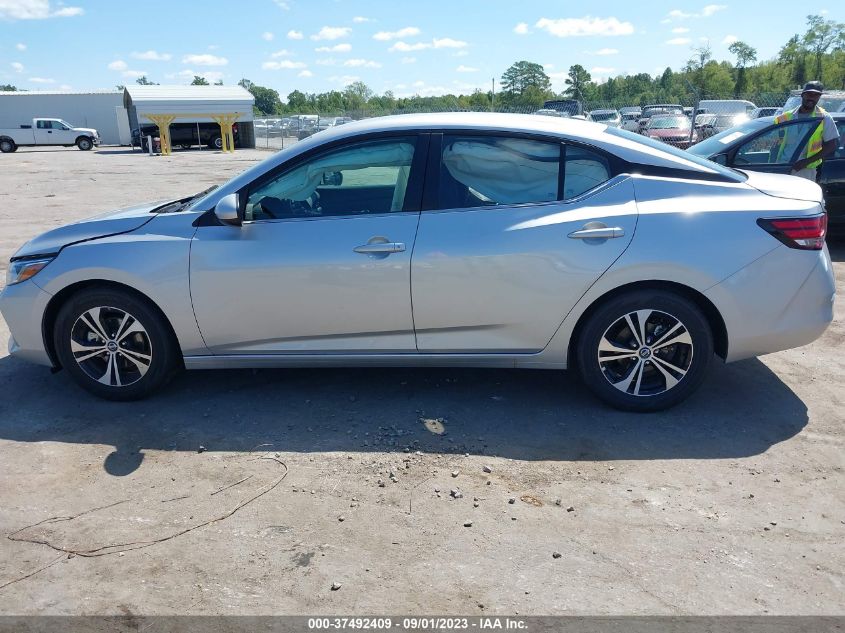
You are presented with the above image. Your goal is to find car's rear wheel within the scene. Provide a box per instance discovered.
[0,139,16,153]
[209,135,222,150]
[54,288,178,400]
[76,137,93,151]
[575,290,713,412]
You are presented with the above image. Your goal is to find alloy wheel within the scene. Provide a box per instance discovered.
[70,306,152,387]
[597,309,693,397]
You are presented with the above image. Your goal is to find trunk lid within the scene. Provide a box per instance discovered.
[740,169,824,205]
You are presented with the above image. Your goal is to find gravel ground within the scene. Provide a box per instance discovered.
[0,146,842,615]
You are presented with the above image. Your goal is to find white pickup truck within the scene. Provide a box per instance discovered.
[0,118,100,153]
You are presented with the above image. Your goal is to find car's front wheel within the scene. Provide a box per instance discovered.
[575,289,713,412]
[76,137,93,151]
[54,288,178,400]
[0,139,16,153]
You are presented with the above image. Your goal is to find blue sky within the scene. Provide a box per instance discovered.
[0,0,836,96]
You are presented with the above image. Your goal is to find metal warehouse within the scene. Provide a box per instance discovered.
[0,90,129,145]
[123,85,255,152]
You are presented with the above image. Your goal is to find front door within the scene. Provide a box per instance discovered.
[411,135,637,352]
[190,135,426,354]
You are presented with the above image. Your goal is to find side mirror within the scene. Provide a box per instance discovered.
[322,171,343,187]
[214,193,241,226]
[711,153,728,165]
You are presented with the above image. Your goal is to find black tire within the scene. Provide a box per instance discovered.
[179,143,192,150]
[76,137,93,151]
[209,135,222,150]
[54,288,179,400]
[575,289,713,412]
[0,138,15,153]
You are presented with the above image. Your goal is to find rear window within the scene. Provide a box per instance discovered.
[605,126,746,182]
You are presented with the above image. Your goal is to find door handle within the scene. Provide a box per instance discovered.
[354,242,405,254]
[568,227,625,239]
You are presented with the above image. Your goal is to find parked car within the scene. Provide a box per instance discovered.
[644,114,695,148]
[696,99,756,117]
[588,109,622,127]
[533,109,564,117]
[637,104,685,133]
[0,113,834,411]
[749,107,781,119]
[688,112,845,229]
[132,122,240,150]
[620,111,640,132]
[0,118,99,152]
[694,113,749,141]
[542,99,583,117]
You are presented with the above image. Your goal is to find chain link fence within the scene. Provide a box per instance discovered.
[252,93,805,152]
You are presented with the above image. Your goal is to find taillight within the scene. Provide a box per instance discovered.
[757,214,827,250]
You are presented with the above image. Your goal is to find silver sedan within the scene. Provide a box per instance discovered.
[0,113,835,411]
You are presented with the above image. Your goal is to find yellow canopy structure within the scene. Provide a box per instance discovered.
[139,112,243,155]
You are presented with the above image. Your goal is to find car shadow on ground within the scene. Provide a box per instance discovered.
[0,355,808,476]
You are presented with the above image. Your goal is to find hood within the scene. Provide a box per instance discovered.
[740,169,824,204]
[73,127,98,135]
[11,200,168,260]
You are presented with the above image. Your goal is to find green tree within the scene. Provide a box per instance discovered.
[501,60,551,95]
[191,76,209,85]
[778,34,808,87]
[563,64,591,101]
[802,14,845,83]
[135,75,156,85]
[237,78,253,91]
[1,84,18,91]
[287,89,309,111]
[214,80,224,86]
[343,81,374,110]
[114,84,125,91]
[728,41,757,96]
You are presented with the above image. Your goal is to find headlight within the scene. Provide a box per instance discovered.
[6,257,54,286]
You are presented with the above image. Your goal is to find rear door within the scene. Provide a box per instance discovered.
[410,133,637,353]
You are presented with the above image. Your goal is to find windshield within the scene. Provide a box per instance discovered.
[57,119,74,129]
[648,116,690,129]
[643,106,683,116]
[687,117,771,157]
[605,126,746,182]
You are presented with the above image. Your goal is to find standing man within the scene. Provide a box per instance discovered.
[774,81,839,181]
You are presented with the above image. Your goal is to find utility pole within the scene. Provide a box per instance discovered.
[491,77,495,112]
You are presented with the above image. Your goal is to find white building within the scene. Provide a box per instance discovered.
[0,90,129,145]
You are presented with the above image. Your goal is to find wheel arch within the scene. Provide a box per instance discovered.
[566,280,728,369]
[42,279,183,370]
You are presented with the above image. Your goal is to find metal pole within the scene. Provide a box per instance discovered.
[146,134,153,156]
[197,121,202,151]
[491,78,495,112]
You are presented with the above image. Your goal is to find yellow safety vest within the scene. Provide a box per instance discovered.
[774,106,827,169]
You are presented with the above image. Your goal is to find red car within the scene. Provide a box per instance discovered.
[644,115,696,149]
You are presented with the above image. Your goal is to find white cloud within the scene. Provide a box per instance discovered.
[11,61,24,72]
[311,26,352,41]
[671,27,690,33]
[401,57,417,64]
[454,50,469,57]
[262,60,307,70]
[28,76,55,83]
[271,49,293,58]
[107,60,128,71]
[0,1,83,19]
[514,22,529,35]
[389,41,431,52]
[667,4,727,20]
[413,81,425,88]
[328,74,361,86]
[535,16,634,37]
[298,70,313,77]
[171,69,223,83]
[353,16,372,23]
[262,32,274,41]
[131,50,172,61]
[373,27,420,40]
[344,58,382,68]
[122,70,148,79]
[16,43,26,51]
[591,48,619,55]
[287,30,303,40]
[590,66,616,74]
[316,58,338,66]
[207,45,220,50]
[273,0,289,9]
[543,63,555,70]
[316,43,351,53]
[665,37,692,45]
[59,84,71,90]
[456,65,478,72]
[182,54,228,66]
[722,34,738,45]
[433,37,468,48]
